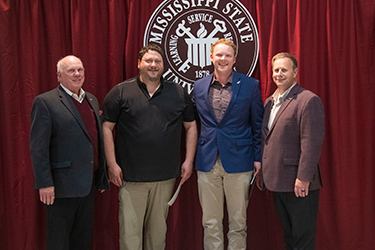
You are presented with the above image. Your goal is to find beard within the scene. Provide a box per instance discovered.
[145,71,161,82]
[148,76,159,82]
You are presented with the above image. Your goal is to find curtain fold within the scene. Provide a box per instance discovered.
[0,0,374,249]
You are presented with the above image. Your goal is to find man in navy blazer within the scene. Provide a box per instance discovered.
[193,39,264,250]
[259,52,325,250]
[30,55,108,250]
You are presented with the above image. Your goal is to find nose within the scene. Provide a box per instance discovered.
[73,70,83,76]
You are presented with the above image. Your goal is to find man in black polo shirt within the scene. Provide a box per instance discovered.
[102,43,197,250]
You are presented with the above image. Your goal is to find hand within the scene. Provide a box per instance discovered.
[254,161,261,173]
[39,186,55,205]
[253,162,263,191]
[294,178,310,197]
[255,170,264,191]
[180,161,193,185]
[108,164,123,187]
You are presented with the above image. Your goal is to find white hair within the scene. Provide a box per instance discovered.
[56,55,83,72]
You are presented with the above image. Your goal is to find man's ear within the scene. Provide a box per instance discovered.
[293,68,298,78]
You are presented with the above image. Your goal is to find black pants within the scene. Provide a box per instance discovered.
[273,190,320,250]
[46,188,94,250]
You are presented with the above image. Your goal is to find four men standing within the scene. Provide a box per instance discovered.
[30,45,324,249]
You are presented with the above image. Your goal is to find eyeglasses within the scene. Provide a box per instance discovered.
[143,59,162,65]
[66,68,85,75]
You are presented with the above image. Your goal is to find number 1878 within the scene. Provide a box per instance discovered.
[195,70,210,78]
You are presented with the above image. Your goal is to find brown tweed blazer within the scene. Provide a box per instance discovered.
[261,84,325,192]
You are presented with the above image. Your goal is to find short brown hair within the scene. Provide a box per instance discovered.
[211,38,237,56]
[138,43,165,61]
[272,52,298,69]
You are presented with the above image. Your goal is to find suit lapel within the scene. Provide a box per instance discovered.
[219,72,241,125]
[86,93,102,135]
[266,84,300,140]
[85,93,98,118]
[58,86,91,140]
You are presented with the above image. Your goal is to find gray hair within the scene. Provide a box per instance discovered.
[56,55,83,72]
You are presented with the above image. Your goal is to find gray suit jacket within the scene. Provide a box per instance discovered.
[261,84,325,192]
[30,86,108,198]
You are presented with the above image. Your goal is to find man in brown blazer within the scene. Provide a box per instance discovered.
[258,52,325,250]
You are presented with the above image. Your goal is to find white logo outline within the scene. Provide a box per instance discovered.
[144,0,259,92]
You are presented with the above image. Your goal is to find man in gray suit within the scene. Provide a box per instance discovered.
[30,55,108,250]
[258,52,325,250]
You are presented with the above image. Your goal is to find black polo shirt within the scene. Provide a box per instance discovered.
[102,76,195,182]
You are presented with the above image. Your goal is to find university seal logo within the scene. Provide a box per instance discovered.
[144,0,259,94]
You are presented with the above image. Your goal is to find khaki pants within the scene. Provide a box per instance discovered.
[198,156,252,250]
[118,178,175,250]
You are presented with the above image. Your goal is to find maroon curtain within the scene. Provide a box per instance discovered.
[1,0,374,249]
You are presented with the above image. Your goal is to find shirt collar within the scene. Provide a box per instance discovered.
[272,82,297,105]
[60,83,85,103]
[137,75,164,97]
[211,72,234,86]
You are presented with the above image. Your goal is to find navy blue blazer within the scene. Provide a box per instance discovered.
[30,86,108,198]
[193,71,264,173]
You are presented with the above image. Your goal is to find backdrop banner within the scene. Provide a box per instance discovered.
[0,0,374,249]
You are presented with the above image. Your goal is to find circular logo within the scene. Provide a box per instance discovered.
[144,0,259,94]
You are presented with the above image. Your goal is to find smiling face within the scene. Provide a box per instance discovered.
[57,56,85,95]
[138,50,164,83]
[272,57,298,94]
[210,43,237,78]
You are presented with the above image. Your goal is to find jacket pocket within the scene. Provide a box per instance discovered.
[51,161,71,169]
[235,139,253,151]
[236,139,253,146]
